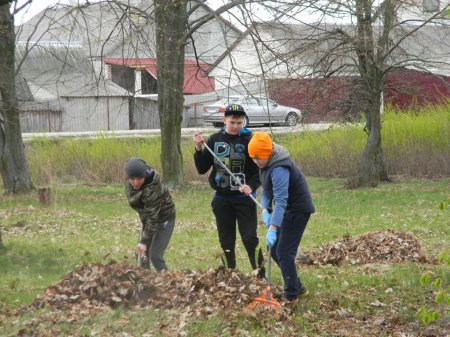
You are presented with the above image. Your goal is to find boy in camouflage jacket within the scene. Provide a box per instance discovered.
[125,157,176,271]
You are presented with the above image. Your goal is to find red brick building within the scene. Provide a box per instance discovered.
[268,68,450,123]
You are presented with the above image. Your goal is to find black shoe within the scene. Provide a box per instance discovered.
[297,285,309,298]
[285,286,309,302]
[256,267,266,279]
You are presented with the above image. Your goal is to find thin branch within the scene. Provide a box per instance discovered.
[13,0,33,14]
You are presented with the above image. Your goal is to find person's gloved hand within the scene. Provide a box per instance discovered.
[266,228,277,247]
[262,209,271,228]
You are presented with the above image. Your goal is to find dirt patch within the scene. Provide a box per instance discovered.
[299,230,431,266]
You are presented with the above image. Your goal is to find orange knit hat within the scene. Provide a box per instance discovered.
[248,132,273,159]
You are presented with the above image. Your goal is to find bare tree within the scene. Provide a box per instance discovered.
[217,0,450,187]
[15,0,449,189]
[16,0,251,188]
[0,0,33,194]
[154,0,251,188]
[310,0,450,187]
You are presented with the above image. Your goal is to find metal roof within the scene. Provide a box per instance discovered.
[16,2,241,61]
[209,21,450,77]
[16,44,131,99]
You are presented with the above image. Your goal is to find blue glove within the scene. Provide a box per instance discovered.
[266,228,278,247]
[262,209,271,228]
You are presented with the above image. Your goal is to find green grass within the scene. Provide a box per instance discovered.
[20,104,450,186]
[1,178,449,335]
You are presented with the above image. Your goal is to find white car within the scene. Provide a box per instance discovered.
[203,96,302,127]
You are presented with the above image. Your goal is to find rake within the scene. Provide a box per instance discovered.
[202,139,284,311]
[201,141,262,208]
[137,225,143,267]
[246,246,282,311]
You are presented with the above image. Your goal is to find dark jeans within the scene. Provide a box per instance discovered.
[270,211,310,300]
[211,196,264,273]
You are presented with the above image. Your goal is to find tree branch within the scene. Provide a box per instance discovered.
[13,0,33,14]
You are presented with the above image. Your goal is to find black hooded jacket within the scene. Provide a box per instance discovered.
[194,128,260,196]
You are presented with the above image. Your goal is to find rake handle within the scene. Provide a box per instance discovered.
[137,225,143,267]
[266,245,272,301]
[202,141,263,209]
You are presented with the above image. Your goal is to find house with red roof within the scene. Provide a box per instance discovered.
[102,58,215,96]
[15,1,241,130]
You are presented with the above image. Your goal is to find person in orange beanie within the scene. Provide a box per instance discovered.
[248,131,315,302]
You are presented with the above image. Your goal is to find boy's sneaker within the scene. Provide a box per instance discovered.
[297,285,309,298]
[256,267,266,279]
[285,286,309,302]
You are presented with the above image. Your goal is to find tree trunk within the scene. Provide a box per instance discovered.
[357,88,389,187]
[154,0,187,189]
[353,0,389,187]
[0,4,34,194]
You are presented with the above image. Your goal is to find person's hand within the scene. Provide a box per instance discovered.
[193,132,205,151]
[261,209,271,228]
[239,184,253,195]
[136,243,147,256]
[266,228,277,247]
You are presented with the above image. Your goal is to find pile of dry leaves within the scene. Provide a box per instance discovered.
[31,261,284,315]
[300,230,429,266]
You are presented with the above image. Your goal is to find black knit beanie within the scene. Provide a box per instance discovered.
[125,157,148,179]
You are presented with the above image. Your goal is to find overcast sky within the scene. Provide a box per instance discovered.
[14,0,227,25]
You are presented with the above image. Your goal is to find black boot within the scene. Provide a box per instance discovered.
[221,248,236,269]
[256,266,266,279]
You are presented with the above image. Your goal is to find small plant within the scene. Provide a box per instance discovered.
[417,199,450,326]
[439,197,450,211]
[416,250,450,325]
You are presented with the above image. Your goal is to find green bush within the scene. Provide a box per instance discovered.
[279,104,450,178]
[22,104,450,186]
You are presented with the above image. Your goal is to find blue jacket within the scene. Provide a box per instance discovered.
[260,144,315,227]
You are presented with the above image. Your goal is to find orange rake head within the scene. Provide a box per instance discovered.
[246,286,282,311]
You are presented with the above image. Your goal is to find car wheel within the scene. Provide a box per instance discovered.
[285,112,298,126]
[243,115,250,128]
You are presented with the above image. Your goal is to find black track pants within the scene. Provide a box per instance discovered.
[211,196,264,273]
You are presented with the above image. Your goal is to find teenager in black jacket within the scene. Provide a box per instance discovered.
[193,104,265,278]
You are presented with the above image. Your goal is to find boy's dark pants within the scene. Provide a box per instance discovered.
[211,196,264,274]
[270,211,310,300]
[137,216,175,271]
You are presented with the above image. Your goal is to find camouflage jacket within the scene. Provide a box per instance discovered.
[126,169,175,242]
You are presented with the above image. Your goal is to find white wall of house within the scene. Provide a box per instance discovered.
[134,70,142,95]
[210,0,450,91]
[397,0,450,22]
[209,29,303,90]
[186,4,241,62]
[20,110,62,133]
[60,96,130,132]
